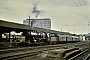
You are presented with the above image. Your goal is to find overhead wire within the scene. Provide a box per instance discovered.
[72,0,87,32]
[50,0,73,18]
[50,0,60,6]
[50,0,77,32]
[78,0,82,6]
[82,0,90,26]
[75,0,90,33]
[83,0,87,6]
[78,0,88,19]
[82,0,90,12]
[82,0,90,21]
[73,0,88,19]
[50,0,89,33]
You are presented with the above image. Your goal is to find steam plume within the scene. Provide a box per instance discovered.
[32,4,43,18]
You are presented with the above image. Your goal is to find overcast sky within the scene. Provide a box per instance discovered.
[0,0,90,34]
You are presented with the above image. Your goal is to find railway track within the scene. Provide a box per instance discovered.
[0,43,74,54]
[69,49,90,60]
[0,44,69,54]
[0,47,63,60]
[0,50,40,60]
[0,41,89,60]
[0,41,87,53]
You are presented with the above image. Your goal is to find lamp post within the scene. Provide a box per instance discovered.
[74,30,75,34]
[88,22,89,33]
[61,28,62,32]
[74,25,75,34]
[68,30,69,32]
[66,25,67,32]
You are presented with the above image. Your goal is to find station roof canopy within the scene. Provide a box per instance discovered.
[0,20,78,36]
[31,27,71,35]
[0,20,30,33]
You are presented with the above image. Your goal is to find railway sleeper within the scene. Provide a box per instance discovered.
[47,47,80,59]
[62,47,79,54]
[63,50,81,59]
[4,53,38,60]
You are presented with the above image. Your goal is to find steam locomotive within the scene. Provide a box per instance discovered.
[23,32,80,46]
[1,32,80,47]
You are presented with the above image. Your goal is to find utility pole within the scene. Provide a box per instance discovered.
[74,25,75,34]
[74,30,75,34]
[61,28,62,32]
[88,22,89,33]
[28,16,31,41]
[28,16,30,26]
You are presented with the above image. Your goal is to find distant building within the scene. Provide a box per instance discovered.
[23,18,51,29]
[80,35,86,41]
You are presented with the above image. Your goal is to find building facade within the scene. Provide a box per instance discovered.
[23,18,51,29]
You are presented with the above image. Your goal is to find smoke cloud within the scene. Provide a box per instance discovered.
[32,3,44,18]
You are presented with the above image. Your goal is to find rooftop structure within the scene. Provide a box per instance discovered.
[23,18,51,29]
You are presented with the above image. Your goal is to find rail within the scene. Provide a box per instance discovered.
[0,47,62,60]
[69,49,90,60]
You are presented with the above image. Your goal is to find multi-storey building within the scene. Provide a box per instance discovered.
[23,18,51,29]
